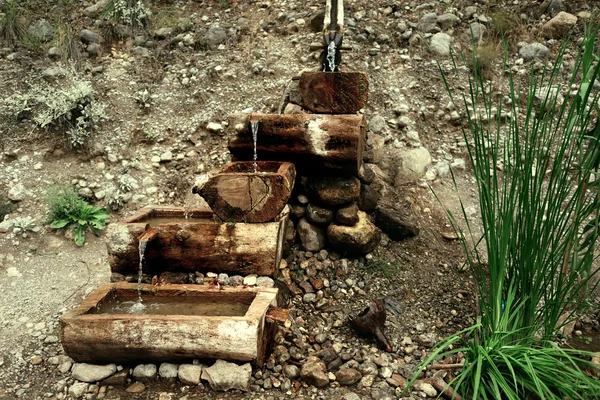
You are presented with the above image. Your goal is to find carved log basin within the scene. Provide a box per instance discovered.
[193,161,296,223]
[60,282,279,365]
[106,206,286,277]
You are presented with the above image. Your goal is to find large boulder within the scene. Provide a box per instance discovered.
[28,19,54,42]
[327,211,380,256]
[542,11,577,38]
[417,13,439,33]
[297,218,326,252]
[374,200,419,240]
[430,33,451,56]
[201,360,252,391]
[204,25,228,48]
[518,43,549,61]
[384,147,432,186]
[301,356,329,388]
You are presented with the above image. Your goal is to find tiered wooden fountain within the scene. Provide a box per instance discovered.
[60,0,372,368]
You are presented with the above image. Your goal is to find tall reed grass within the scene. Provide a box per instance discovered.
[411,19,600,400]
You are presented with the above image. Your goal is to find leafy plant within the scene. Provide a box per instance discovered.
[0,0,24,46]
[104,0,148,29]
[365,257,400,278]
[0,74,107,147]
[13,216,39,237]
[47,185,109,246]
[410,20,600,399]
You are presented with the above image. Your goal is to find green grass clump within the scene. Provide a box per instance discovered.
[410,19,600,399]
[47,185,109,246]
[0,0,24,46]
[365,258,401,278]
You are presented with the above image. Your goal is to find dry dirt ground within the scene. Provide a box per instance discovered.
[0,0,599,399]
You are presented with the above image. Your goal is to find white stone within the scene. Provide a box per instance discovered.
[72,363,117,383]
[430,32,451,56]
[178,364,202,385]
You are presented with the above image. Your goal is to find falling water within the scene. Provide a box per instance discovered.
[250,120,260,172]
[326,37,337,72]
[130,240,148,314]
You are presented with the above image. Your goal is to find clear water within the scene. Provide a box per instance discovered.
[326,37,337,72]
[250,120,259,172]
[134,240,148,314]
[91,295,252,316]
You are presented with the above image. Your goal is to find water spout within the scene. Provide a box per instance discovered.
[133,227,159,314]
[250,118,260,173]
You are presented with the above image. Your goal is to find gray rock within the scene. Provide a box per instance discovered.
[391,147,432,185]
[79,29,100,44]
[359,181,385,212]
[87,43,101,56]
[301,356,329,388]
[133,46,150,58]
[336,203,359,226]
[466,22,487,40]
[68,382,88,398]
[542,11,577,39]
[237,17,250,32]
[364,133,385,163]
[72,363,117,383]
[417,13,439,33]
[204,25,227,48]
[371,388,395,400]
[47,47,62,59]
[413,381,437,397]
[201,359,252,391]
[132,364,157,380]
[256,276,274,288]
[178,364,202,385]
[430,32,451,56]
[335,368,362,385]
[374,200,420,240]
[8,183,25,201]
[518,42,549,61]
[154,27,173,39]
[28,19,54,42]
[283,364,300,379]
[344,393,362,400]
[42,66,69,82]
[297,218,327,252]
[368,115,387,134]
[539,0,564,15]
[437,13,460,30]
[464,6,478,19]
[306,204,334,225]
[159,363,178,379]
[83,0,111,18]
[327,211,380,256]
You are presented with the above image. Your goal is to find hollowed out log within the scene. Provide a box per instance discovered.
[227,113,365,175]
[193,161,296,223]
[299,72,369,114]
[106,206,286,277]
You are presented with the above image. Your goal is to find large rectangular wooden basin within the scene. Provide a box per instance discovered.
[60,282,278,365]
[106,206,286,277]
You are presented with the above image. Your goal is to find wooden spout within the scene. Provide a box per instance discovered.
[138,226,159,243]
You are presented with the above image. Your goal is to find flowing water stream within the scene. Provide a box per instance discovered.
[250,120,259,172]
[129,240,148,314]
[326,38,337,72]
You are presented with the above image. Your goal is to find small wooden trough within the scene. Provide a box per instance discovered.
[106,206,286,277]
[60,282,282,366]
[193,161,296,223]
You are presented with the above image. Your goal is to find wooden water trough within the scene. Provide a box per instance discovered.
[106,206,286,277]
[193,161,296,223]
[60,282,283,365]
[227,113,366,175]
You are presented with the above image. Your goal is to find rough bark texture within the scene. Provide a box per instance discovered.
[107,206,285,277]
[193,161,296,223]
[60,283,278,366]
[299,72,368,114]
[227,113,365,175]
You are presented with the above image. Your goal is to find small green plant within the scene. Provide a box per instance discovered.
[104,0,149,29]
[0,74,107,147]
[365,258,399,278]
[470,42,500,79]
[134,88,154,111]
[0,0,24,46]
[13,216,39,237]
[47,185,109,246]
[490,10,518,39]
[410,20,600,399]
[53,21,80,65]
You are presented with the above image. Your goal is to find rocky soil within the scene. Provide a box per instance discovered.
[0,0,599,399]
